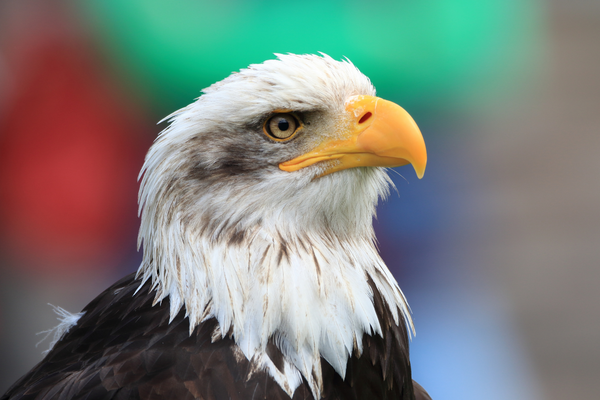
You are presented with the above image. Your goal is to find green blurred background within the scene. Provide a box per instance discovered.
[1,1,599,399]
[81,0,543,115]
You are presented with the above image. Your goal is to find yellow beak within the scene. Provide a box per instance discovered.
[279,95,427,178]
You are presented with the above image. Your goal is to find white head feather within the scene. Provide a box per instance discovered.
[137,54,413,398]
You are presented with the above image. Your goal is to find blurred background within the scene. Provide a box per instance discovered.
[0,0,598,398]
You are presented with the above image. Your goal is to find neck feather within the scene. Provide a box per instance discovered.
[136,220,413,398]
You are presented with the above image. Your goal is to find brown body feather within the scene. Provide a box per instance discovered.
[1,273,429,400]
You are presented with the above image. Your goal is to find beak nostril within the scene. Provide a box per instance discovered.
[358,112,372,124]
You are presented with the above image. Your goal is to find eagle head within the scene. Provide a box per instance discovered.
[137,54,426,397]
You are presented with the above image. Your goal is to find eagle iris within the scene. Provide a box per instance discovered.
[264,113,299,140]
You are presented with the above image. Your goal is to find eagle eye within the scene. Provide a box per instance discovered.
[264,113,299,141]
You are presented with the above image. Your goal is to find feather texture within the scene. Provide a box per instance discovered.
[2,274,419,400]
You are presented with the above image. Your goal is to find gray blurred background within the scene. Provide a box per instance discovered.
[0,1,598,399]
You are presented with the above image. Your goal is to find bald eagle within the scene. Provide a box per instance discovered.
[2,54,430,400]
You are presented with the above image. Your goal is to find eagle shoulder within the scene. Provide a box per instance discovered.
[1,275,295,400]
[2,274,427,400]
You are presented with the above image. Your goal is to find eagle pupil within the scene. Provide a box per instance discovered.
[278,119,290,131]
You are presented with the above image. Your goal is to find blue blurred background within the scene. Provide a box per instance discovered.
[1,1,599,399]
